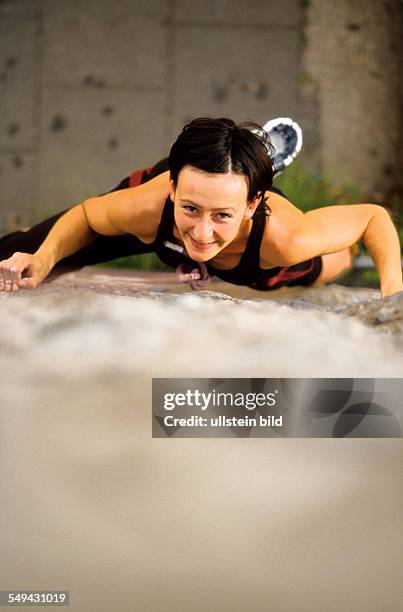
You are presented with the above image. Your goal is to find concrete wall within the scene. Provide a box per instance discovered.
[0,0,304,232]
[304,0,403,199]
[0,0,401,233]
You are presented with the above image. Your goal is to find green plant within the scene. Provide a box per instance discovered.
[361,268,380,284]
[273,161,361,211]
[387,194,403,247]
[98,253,170,271]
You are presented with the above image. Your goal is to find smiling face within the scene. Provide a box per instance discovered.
[170,165,260,261]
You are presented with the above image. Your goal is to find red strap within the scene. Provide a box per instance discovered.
[265,260,315,288]
[129,165,154,188]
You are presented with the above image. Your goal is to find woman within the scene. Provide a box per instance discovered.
[0,117,402,297]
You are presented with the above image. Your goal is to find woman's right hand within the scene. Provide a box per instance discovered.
[0,252,49,292]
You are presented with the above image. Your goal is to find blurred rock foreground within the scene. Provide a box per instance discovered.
[1,267,403,377]
[1,267,402,612]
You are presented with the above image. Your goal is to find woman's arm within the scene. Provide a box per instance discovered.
[35,204,98,274]
[0,204,99,291]
[303,204,402,298]
[81,170,169,238]
[0,171,170,291]
[262,194,403,298]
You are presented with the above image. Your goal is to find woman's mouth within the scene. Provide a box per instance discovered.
[188,235,217,251]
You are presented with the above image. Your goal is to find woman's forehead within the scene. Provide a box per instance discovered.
[176,166,248,204]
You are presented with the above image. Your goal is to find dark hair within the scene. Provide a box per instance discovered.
[168,117,275,220]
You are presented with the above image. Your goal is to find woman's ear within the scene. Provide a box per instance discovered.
[169,175,176,202]
[245,193,261,218]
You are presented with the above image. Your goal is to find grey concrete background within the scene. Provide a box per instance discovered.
[0,0,401,232]
[305,0,403,202]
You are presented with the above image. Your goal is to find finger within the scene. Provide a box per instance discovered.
[5,254,18,290]
[17,277,38,290]
[12,258,24,285]
[0,264,9,291]
[11,253,34,290]
[0,256,12,290]
[16,278,29,289]
[8,264,19,291]
[1,256,21,291]
[0,252,34,291]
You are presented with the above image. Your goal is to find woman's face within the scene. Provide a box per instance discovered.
[170,165,259,261]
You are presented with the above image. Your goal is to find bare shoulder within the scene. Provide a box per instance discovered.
[84,171,170,241]
[115,170,171,241]
[260,190,306,267]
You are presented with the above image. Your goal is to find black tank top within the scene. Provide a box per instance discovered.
[151,190,291,287]
[128,157,299,288]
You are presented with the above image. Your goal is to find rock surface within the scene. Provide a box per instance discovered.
[1,267,402,612]
[1,267,402,377]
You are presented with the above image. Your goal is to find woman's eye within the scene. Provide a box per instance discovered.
[182,206,231,219]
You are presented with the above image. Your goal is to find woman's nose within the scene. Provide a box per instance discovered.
[193,217,213,241]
